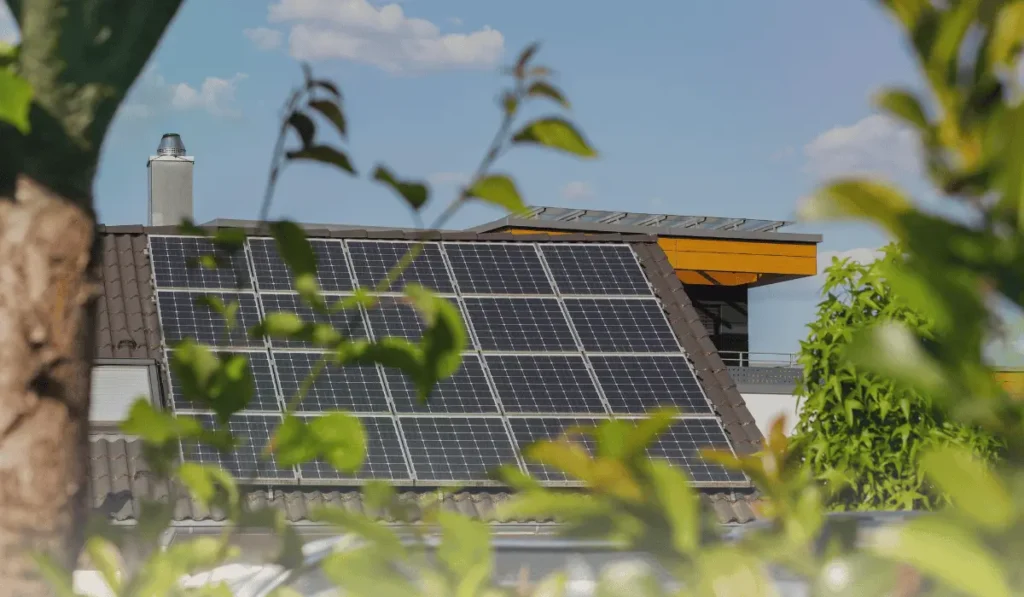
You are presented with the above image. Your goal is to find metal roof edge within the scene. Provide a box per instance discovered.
[471,216,823,244]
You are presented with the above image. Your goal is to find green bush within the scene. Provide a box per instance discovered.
[791,244,1003,510]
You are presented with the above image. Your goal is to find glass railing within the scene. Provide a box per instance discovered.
[718,351,799,368]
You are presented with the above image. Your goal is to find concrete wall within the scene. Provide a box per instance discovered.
[739,392,801,436]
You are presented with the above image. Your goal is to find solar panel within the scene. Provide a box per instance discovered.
[274,352,389,413]
[508,417,600,483]
[444,243,554,295]
[181,414,295,482]
[157,291,263,348]
[639,418,748,485]
[298,416,411,482]
[248,238,354,292]
[400,417,518,482]
[149,236,252,290]
[166,350,280,413]
[260,293,368,349]
[590,355,713,415]
[365,296,465,342]
[463,297,576,352]
[540,245,650,296]
[564,298,679,352]
[348,241,455,294]
[485,355,605,414]
[387,354,499,413]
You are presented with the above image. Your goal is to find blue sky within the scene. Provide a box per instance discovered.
[2,0,950,356]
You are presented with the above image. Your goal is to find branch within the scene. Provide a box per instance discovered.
[14,0,184,202]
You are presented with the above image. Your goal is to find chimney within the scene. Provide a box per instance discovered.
[147,133,194,226]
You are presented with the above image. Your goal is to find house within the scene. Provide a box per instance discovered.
[84,135,823,570]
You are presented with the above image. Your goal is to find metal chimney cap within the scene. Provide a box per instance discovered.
[156,133,187,157]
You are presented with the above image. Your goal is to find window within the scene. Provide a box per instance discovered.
[91,365,154,425]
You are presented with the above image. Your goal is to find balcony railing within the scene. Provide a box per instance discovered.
[718,351,800,368]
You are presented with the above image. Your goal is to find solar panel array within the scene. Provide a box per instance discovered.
[151,236,747,487]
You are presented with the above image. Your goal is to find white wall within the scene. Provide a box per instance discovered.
[739,392,801,436]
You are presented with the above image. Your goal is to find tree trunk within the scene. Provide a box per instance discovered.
[0,176,97,596]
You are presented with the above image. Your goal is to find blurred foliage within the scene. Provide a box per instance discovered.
[790,244,1003,511]
[11,0,1024,595]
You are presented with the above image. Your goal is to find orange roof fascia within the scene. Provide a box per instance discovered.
[659,238,817,277]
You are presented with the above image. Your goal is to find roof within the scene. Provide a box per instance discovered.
[90,438,761,526]
[90,225,765,524]
[471,208,823,244]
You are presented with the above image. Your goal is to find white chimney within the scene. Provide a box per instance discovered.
[147,133,194,226]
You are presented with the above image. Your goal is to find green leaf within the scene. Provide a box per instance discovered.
[527,81,570,108]
[869,516,1010,597]
[438,512,492,576]
[171,342,254,420]
[309,412,366,472]
[595,561,664,597]
[261,312,306,337]
[211,228,247,252]
[270,220,318,277]
[989,1,1024,67]
[511,117,598,158]
[32,553,78,597]
[120,400,201,445]
[288,111,316,148]
[321,548,417,597]
[311,507,405,555]
[647,460,700,555]
[466,174,528,215]
[273,415,319,467]
[0,68,33,134]
[798,179,913,230]
[85,537,125,593]
[309,99,347,139]
[874,89,929,130]
[404,286,467,400]
[287,145,357,175]
[921,445,1014,530]
[178,462,240,509]
[622,408,677,458]
[310,78,342,100]
[515,42,541,78]
[695,546,781,597]
[135,500,176,545]
[372,165,429,210]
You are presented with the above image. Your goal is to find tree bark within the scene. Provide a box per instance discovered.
[0,176,98,596]
[0,1,183,592]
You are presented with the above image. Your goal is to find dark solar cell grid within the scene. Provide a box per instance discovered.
[166,350,280,412]
[641,418,748,485]
[590,355,712,415]
[387,355,498,414]
[540,244,650,296]
[260,293,368,349]
[157,291,263,348]
[150,236,252,290]
[400,417,518,482]
[564,298,679,352]
[485,354,604,413]
[444,243,554,295]
[248,237,354,292]
[364,296,465,342]
[463,297,576,352]
[348,241,455,294]
[508,417,601,482]
[274,352,389,413]
[181,414,295,481]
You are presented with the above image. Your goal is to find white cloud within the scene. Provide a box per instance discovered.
[0,3,18,44]
[804,114,920,180]
[427,171,469,187]
[561,181,593,201]
[245,27,284,50]
[122,66,248,119]
[266,0,504,73]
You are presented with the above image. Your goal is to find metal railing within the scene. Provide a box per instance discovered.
[718,351,799,368]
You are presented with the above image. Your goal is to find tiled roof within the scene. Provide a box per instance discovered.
[95,230,161,359]
[89,226,765,526]
[90,438,761,525]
